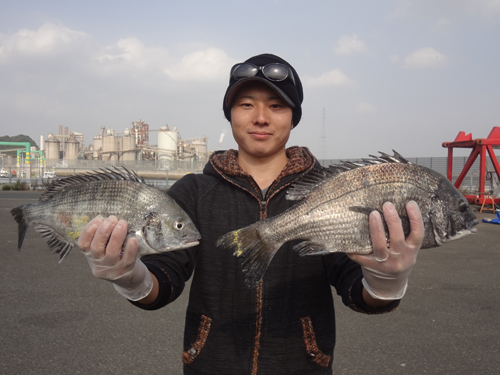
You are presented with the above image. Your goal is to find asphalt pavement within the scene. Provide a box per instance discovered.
[0,191,499,375]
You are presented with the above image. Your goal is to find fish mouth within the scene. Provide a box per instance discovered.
[180,239,200,248]
[156,239,200,251]
[444,227,477,243]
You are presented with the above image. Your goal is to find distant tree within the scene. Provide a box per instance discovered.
[0,135,39,154]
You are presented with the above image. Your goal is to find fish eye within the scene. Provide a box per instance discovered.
[459,200,469,213]
[174,221,185,231]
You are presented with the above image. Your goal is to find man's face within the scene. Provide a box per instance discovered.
[230,81,293,160]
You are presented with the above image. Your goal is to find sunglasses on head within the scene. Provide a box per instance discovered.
[230,63,296,86]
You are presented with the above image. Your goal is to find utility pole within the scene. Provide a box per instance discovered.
[320,108,327,163]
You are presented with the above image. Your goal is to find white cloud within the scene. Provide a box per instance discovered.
[0,22,237,144]
[403,47,449,70]
[356,102,377,113]
[97,37,170,70]
[0,23,90,61]
[305,69,356,88]
[333,34,367,56]
[0,22,237,88]
[0,23,177,96]
[164,48,234,82]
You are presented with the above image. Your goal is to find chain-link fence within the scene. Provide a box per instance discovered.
[319,155,499,195]
[1,155,499,194]
[0,157,207,175]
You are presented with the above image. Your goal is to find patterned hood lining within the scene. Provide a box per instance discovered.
[210,146,316,182]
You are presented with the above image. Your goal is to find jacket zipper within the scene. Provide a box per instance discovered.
[251,196,266,375]
[259,200,267,220]
[211,163,317,375]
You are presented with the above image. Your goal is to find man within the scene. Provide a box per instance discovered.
[78,53,424,374]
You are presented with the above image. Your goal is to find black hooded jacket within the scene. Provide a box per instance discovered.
[134,146,399,375]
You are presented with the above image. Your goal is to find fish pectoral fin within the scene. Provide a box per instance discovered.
[34,224,75,262]
[293,241,330,256]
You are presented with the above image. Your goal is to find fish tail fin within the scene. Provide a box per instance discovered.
[216,223,281,289]
[10,205,30,250]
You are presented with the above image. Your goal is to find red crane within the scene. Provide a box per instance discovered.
[442,127,500,205]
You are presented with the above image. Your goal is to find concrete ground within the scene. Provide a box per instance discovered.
[0,191,498,375]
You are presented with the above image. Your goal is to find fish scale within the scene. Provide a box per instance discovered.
[216,151,479,288]
[11,167,201,261]
[34,181,141,235]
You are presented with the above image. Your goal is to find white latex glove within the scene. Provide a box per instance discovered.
[78,215,153,301]
[348,201,424,300]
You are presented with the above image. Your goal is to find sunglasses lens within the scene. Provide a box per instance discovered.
[231,63,295,86]
[262,64,288,81]
[232,64,258,79]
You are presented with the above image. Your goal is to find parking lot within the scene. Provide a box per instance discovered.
[0,191,499,374]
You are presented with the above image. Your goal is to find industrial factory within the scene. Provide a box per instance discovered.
[43,119,209,167]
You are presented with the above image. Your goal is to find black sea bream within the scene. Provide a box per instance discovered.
[11,168,200,260]
[217,151,479,288]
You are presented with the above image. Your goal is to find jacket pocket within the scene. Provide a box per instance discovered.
[300,317,331,367]
[182,314,212,364]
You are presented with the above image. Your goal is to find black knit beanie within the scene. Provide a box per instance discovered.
[223,53,303,127]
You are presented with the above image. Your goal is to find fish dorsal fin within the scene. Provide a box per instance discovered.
[286,151,409,201]
[339,150,411,171]
[34,224,75,261]
[368,150,410,164]
[286,167,340,201]
[40,167,145,202]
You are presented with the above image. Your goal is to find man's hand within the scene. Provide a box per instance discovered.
[78,215,153,301]
[348,201,424,301]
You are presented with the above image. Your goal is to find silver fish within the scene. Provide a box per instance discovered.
[11,167,200,260]
[216,151,479,288]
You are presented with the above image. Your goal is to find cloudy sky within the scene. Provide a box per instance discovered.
[1,0,499,159]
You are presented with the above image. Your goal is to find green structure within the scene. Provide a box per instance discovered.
[0,141,46,177]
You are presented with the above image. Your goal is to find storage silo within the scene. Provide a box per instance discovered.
[103,129,118,160]
[93,135,103,159]
[158,126,178,160]
[65,133,80,160]
[120,128,136,161]
[92,126,106,159]
[45,133,61,163]
[190,137,208,160]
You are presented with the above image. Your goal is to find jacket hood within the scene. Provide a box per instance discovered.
[206,146,316,183]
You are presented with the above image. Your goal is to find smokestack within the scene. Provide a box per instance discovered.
[59,126,63,151]
[40,135,44,151]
